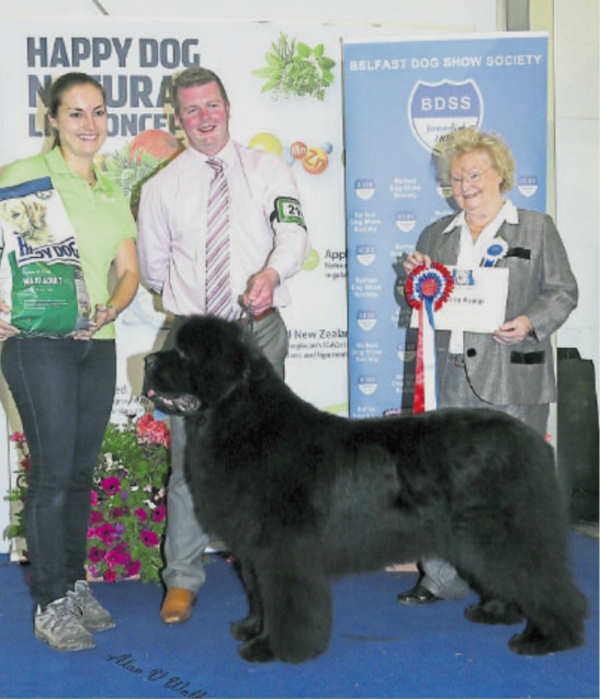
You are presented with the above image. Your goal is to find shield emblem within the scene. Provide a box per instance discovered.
[408,79,484,152]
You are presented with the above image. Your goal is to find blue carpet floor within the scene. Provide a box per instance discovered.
[0,532,597,699]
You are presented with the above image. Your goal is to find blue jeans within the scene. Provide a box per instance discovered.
[2,337,116,607]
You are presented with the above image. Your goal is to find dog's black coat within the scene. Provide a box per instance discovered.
[144,316,587,663]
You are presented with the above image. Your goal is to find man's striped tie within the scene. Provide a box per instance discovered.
[205,158,234,318]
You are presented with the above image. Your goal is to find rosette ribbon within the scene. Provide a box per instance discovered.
[405,263,454,413]
[481,238,508,267]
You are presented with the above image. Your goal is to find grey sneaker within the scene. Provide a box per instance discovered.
[34,596,95,651]
[68,580,115,632]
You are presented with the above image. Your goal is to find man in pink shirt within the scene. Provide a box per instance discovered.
[137,66,309,623]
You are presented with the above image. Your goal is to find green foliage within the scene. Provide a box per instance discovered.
[252,33,336,101]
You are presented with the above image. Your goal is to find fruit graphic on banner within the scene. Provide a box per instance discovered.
[100,129,182,216]
[301,146,328,175]
[248,132,283,156]
[128,129,180,163]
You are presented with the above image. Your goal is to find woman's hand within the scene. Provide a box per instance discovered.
[0,301,20,341]
[72,304,118,340]
[494,315,532,345]
[402,251,432,275]
[73,238,139,341]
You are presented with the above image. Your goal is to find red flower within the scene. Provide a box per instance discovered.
[137,414,171,448]
[104,569,117,582]
[89,510,104,524]
[96,522,116,545]
[20,456,31,472]
[88,546,106,563]
[140,529,159,547]
[101,477,121,495]
[135,508,148,523]
[106,547,131,567]
[151,504,166,523]
[127,560,141,577]
[110,507,129,519]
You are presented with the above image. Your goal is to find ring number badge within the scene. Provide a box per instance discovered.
[274,197,306,230]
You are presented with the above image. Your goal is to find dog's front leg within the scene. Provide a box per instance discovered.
[230,556,264,643]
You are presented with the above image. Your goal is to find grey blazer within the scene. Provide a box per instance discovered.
[414,209,578,405]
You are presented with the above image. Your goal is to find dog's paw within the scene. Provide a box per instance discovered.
[238,636,275,663]
[230,614,262,641]
[465,599,523,625]
[508,625,584,655]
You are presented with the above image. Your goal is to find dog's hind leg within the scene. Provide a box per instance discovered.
[507,572,587,655]
[230,557,264,642]
[238,550,333,664]
[458,541,587,654]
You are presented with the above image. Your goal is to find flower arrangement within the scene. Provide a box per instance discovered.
[6,410,171,584]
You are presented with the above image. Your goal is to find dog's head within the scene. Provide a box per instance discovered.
[0,198,48,239]
[143,315,259,415]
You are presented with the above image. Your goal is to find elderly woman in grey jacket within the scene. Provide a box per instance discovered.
[397,126,577,605]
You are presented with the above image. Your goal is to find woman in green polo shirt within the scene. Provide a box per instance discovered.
[0,73,139,651]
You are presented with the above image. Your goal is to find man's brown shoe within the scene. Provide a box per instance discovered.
[160,588,196,624]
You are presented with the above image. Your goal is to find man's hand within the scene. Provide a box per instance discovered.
[494,315,532,345]
[242,267,280,316]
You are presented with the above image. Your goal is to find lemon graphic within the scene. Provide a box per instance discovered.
[324,403,348,415]
[248,132,283,156]
[302,247,320,271]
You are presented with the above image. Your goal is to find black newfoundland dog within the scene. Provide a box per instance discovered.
[144,315,586,664]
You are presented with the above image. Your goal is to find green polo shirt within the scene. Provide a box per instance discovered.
[0,147,136,339]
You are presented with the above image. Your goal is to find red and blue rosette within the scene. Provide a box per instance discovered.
[405,263,454,413]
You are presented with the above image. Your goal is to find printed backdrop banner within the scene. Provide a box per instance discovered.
[343,33,548,418]
[0,19,349,424]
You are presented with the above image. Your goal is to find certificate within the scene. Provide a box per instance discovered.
[410,266,509,333]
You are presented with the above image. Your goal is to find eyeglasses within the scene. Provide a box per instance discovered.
[450,167,493,187]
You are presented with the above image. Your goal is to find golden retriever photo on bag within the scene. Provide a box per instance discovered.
[144,315,587,664]
[0,195,58,247]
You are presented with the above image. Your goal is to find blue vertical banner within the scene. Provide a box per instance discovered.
[343,33,548,418]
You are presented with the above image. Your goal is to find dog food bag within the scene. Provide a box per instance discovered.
[0,176,92,336]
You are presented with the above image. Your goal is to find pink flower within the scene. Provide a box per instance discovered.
[140,529,159,547]
[104,569,117,582]
[91,490,98,506]
[110,507,129,519]
[89,510,104,524]
[127,560,141,577]
[89,546,106,563]
[87,527,97,539]
[106,547,131,567]
[101,477,121,495]
[151,505,166,523]
[135,508,148,523]
[96,522,116,545]
[10,432,26,443]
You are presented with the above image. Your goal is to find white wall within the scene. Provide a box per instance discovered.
[11,0,495,28]
[554,0,599,396]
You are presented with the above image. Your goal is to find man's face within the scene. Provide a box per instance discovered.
[175,81,230,156]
